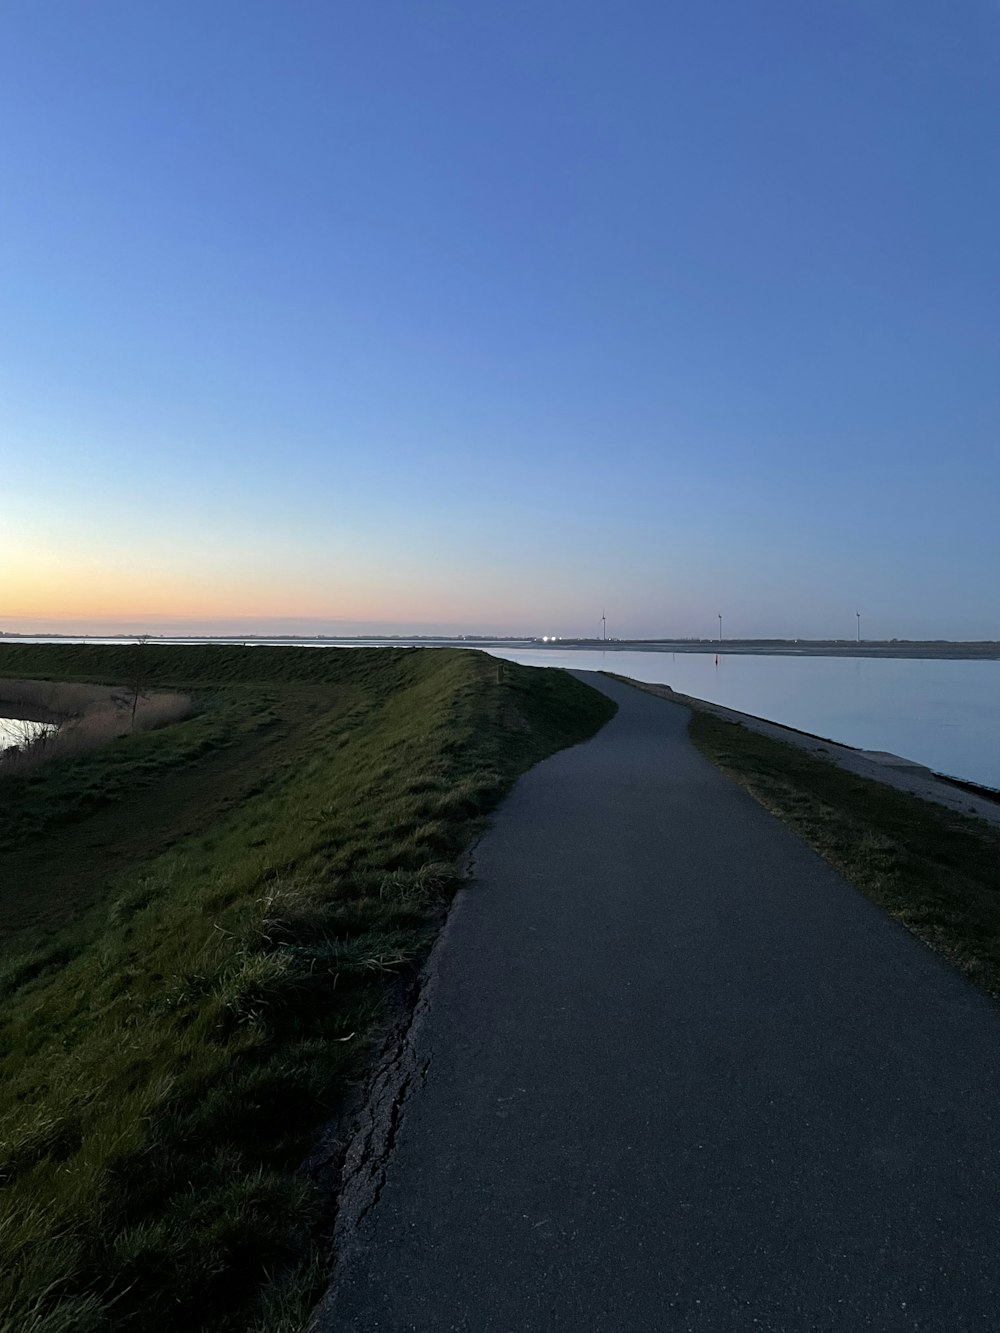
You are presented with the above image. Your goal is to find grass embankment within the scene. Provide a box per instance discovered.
[0,644,615,1333]
[685,707,1000,999]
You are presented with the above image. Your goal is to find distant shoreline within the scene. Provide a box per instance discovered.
[555,639,1000,661]
[2,634,999,661]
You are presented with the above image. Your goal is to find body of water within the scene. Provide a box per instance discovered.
[0,717,58,751]
[486,647,1000,791]
[3,639,998,789]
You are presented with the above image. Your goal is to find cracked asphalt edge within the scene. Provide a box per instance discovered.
[307,839,483,1328]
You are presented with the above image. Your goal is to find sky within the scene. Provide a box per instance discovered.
[1,0,998,640]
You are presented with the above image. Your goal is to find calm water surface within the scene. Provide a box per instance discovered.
[486,648,1000,791]
[0,717,57,751]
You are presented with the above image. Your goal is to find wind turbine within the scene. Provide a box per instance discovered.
[856,610,861,644]
[718,613,723,643]
[601,610,607,642]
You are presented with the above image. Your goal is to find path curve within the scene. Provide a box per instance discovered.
[315,671,1000,1332]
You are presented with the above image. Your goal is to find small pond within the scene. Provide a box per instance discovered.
[0,717,59,752]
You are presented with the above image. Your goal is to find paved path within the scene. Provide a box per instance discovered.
[315,672,1000,1332]
[631,682,1000,830]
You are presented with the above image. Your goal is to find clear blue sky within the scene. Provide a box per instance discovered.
[2,0,997,638]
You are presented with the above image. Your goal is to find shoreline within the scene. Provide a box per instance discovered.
[614,675,1000,830]
[3,635,1000,661]
[556,639,1000,661]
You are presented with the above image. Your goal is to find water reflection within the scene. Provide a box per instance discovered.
[0,717,58,751]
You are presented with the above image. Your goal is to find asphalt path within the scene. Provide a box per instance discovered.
[315,671,1000,1332]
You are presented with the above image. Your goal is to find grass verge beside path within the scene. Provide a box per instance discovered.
[0,646,615,1333]
[679,704,1000,1000]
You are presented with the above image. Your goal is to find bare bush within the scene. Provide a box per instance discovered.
[0,717,56,751]
[127,692,192,732]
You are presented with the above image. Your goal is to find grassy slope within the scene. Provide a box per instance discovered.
[685,707,1000,999]
[0,645,615,1333]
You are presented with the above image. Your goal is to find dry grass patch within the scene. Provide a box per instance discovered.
[0,677,192,776]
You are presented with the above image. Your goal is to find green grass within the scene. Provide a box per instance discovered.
[685,706,1000,998]
[0,644,615,1333]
